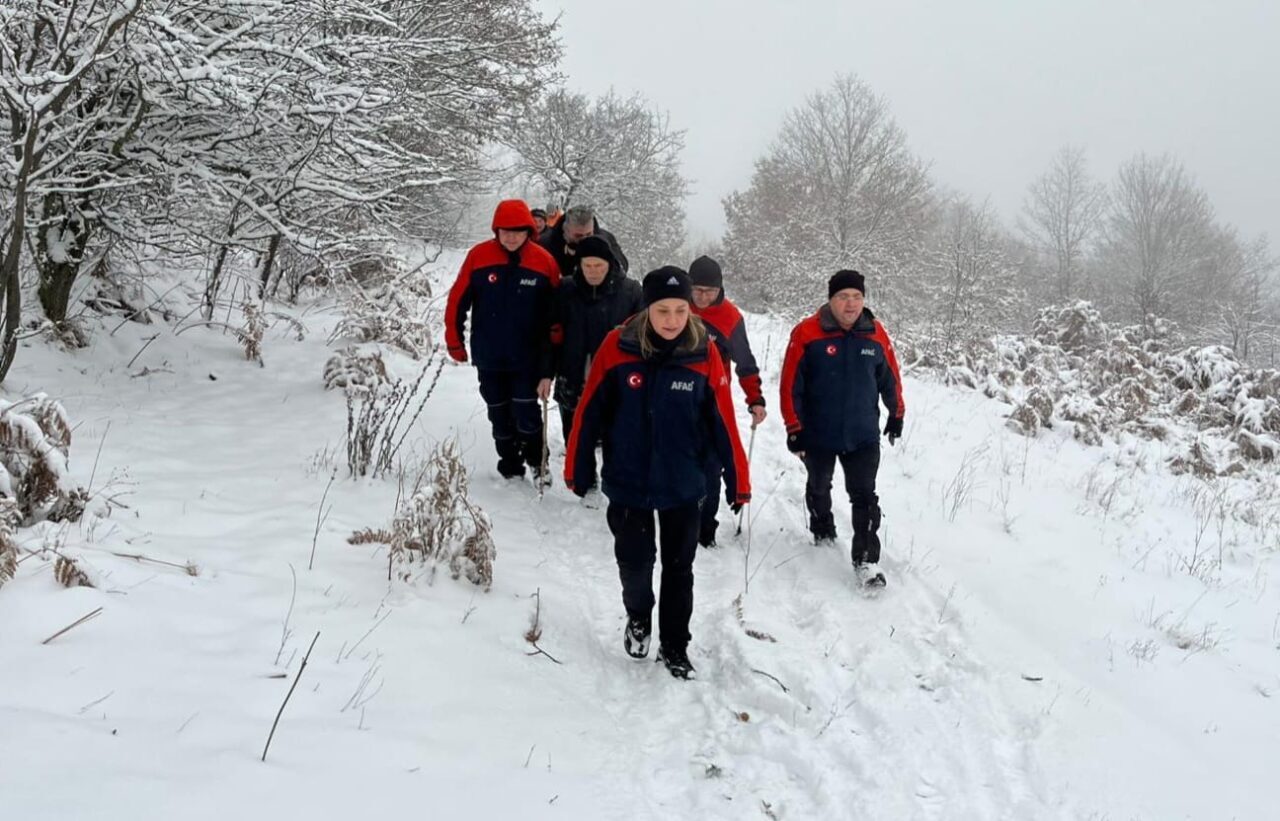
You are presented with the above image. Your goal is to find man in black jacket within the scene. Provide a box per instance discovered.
[548,236,643,492]
[540,205,630,278]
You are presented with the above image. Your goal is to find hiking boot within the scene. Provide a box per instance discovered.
[854,561,887,589]
[623,616,651,659]
[497,458,525,479]
[657,645,697,680]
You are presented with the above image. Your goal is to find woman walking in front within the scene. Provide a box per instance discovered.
[565,268,751,680]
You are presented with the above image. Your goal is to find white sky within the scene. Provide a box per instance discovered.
[534,0,1279,247]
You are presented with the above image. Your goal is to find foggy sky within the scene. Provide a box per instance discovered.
[535,0,1279,248]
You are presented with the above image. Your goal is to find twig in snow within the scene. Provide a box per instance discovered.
[524,744,537,768]
[126,334,161,369]
[524,587,562,664]
[274,564,297,666]
[309,472,336,571]
[108,550,198,576]
[343,610,392,661]
[751,669,790,693]
[86,421,111,498]
[262,631,320,762]
[78,690,114,714]
[42,607,104,645]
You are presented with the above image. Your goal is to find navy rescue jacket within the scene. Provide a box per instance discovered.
[779,305,905,453]
[692,294,765,408]
[444,200,561,374]
[565,316,752,511]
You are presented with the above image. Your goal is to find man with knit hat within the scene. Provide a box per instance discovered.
[445,199,561,480]
[778,269,905,588]
[688,255,766,547]
[547,234,643,498]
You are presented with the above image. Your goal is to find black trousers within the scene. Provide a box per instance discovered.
[700,453,722,543]
[607,499,701,652]
[477,369,543,467]
[804,444,882,563]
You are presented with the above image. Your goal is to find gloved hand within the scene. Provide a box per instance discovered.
[729,501,744,515]
[570,482,588,499]
[884,416,903,446]
[786,431,805,454]
[448,345,468,363]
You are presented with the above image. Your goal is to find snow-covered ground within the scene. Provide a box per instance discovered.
[3,258,1277,820]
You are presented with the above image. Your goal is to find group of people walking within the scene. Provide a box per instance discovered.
[445,200,905,680]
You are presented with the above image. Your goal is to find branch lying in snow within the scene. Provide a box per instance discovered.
[41,607,104,645]
[751,668,790,693]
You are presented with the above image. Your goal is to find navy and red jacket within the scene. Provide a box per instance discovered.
[565,317,752,511]
[692,295,765,408]
[780,305,905,453]
[445,200,561,373]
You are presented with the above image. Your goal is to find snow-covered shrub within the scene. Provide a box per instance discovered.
[330,271,436,360]
[0,395,86,524]
[918,299,1280,473]
[1032,301,1107,355]
[346,355,445,478]
[350,439,495,590]
[324,347,391,393]
[0,500,18,590]
[1006,386,1055,437]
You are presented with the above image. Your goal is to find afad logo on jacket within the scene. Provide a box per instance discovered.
[488,273,499,284]
[627,372,644,389]
[826,343,838,356]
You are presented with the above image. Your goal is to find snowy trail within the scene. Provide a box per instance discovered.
[4,283,1277,820]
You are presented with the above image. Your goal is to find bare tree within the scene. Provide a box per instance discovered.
[1209,231,1277,363]
[923,196,1021,355]
[722,74,933,316]
[505,89,689,271]
[1098,154,1218,332]
[1020,145,1108,303]
[0,0,143,376]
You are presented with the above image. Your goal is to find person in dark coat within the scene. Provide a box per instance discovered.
[779,270,904,587]
[445,200,561,479]
[688,255,767,547]
[566,268,751,680]
[531,208,548,236]
[539,204,629,278]
[548,235,643,492]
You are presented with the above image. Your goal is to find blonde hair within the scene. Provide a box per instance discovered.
[635,309,707,359]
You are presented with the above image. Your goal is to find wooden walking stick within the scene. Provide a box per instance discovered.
[539,397,551,497]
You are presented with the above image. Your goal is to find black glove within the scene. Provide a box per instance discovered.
[786,431,805,454]
[569,481,588,498]
[884,416,903,446]
[729,501,744,515]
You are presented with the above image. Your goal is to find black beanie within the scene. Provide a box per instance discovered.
[575,235,616,267]
[642,267,693,307]
[688,255,723,290]
[531,208,547,220]
[828,269,866,298]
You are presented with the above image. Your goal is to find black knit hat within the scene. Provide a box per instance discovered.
[688,255,723,290]
[642,266,693,307]
[575,235,616,267]
[531,208,547,220]
[828,269,866,298]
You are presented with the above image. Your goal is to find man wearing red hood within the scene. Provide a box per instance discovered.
[446,200,561,479]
